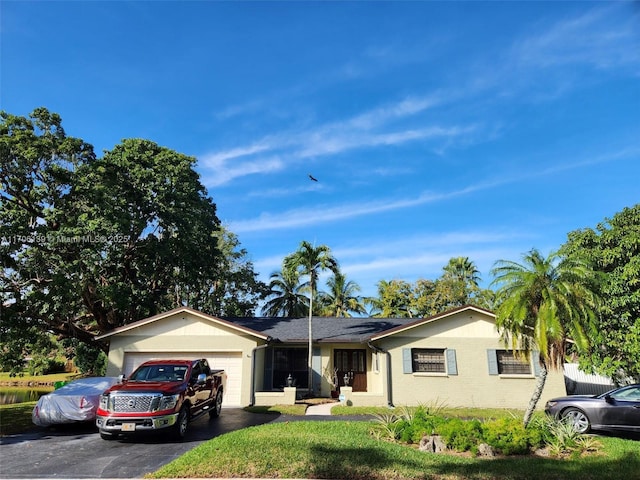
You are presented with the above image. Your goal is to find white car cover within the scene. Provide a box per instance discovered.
[32,377,120,427]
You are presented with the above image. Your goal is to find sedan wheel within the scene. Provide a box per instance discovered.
[562,407,591,434]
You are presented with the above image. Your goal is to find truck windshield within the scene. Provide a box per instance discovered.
[129,365,188,382]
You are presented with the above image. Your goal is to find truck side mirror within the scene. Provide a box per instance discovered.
[197,373,207,384]
[118,374,126,383]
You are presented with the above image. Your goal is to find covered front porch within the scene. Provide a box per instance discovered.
[252,343,390,407]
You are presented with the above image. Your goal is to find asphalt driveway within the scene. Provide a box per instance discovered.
[0,409,277,478]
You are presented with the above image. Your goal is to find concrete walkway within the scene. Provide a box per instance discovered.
[305,402,337,415]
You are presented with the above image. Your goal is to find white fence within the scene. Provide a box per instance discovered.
[564,363,615,395]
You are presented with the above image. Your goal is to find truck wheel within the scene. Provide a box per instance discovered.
[172,407,189,440]
[209,391,223,418]
[100,430,117,441]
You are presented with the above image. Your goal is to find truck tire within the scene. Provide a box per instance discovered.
[209,391,223,418]
[172,407,189,440]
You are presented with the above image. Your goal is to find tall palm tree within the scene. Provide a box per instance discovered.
[490,248,599,426]
[318,270,366,317]
[283,241,339,393]
[442,256,481,288]
[263,269,308,317]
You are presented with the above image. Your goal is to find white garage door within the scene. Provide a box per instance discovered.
[122,352,243,407]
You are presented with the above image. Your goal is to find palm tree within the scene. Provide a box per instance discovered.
[283,241,339,393]
[441,256,481,306]
[490,248,599,426]
[317,270,366,317]
[263,269,308,317]
[442,256,481,288]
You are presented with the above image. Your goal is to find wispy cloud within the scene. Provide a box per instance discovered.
[199,92,466,187]
[229,145,639,233]
[199,155,285,187]
[230,182,491,233]
[246,183,323,198]
[512,5,640,71]
[295,125,472,159]
[201,142,275,165]
[201,5,639,191]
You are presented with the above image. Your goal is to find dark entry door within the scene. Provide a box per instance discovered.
[334,349,367,392]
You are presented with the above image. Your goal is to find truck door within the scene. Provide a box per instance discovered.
[189,360,213,409]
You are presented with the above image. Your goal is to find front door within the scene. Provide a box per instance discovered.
[334,349,367,392]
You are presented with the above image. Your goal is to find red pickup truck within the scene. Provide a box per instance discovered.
[96,358,226,440]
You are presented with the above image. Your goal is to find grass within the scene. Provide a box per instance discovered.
[0,402,37,436]
[0,370,77,436]
[244,397,338,415]
[243,404,308,415]
[148,420,640,480]
[243,404,532,419]
[3,397,639,479]
[332,405,526,420]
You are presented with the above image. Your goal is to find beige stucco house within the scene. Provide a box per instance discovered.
[96,305,567,409]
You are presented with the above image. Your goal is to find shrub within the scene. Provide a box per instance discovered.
[27,356,66,375]
[371,413,402,441]
[437,418,484,454]
[397,405,448,444]
[482,418,533,455]
[371,405,601,458]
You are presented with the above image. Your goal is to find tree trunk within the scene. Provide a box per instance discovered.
[523,356,548,427]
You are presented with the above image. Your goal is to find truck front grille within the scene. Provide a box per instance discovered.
[112,393,162,413]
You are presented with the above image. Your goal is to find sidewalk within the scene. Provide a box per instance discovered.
[305,402,336,415]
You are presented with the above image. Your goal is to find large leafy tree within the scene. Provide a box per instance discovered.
[186,228,268,317]
[561,204,640,382]
[367,279,414,318]
[70,137,225,331]
[491,249,599,426]
[283,241,338,392]
[263,268,308,317]
[317,270,366,317]
[370,258,492,318]
[1,108,264,371]
[1,108,97,366]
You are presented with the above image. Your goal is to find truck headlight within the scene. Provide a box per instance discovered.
[99,394,110,411]
[159,394,179,411]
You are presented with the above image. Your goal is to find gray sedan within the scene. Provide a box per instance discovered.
[544,384,640,434]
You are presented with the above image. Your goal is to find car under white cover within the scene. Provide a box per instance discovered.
[32,377,121,427]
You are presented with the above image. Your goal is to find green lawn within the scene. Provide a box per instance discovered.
[149,421,640,480]
[3,399,639,479]
[332,405,526,419]
[0,372,74,436]
[0,402,37,436]
[244,403,528,419]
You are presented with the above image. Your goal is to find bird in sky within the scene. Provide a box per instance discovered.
[308,174,318,182]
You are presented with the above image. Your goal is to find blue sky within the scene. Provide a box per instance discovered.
[2,1,639,301]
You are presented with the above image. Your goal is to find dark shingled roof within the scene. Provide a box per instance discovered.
[227,316,417,344]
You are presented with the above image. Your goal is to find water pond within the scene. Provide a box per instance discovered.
[0,388,51,405]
